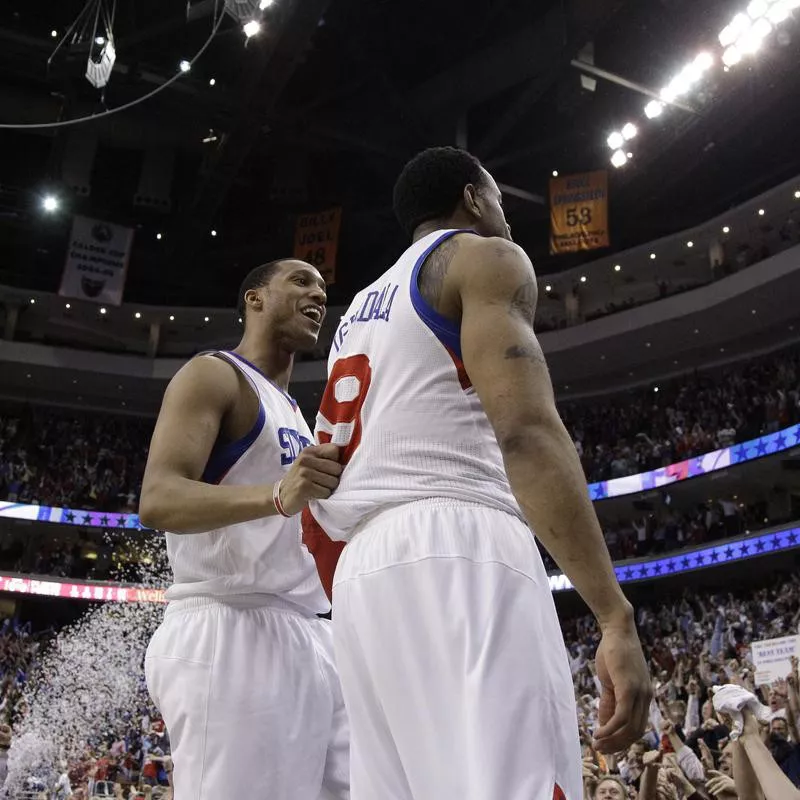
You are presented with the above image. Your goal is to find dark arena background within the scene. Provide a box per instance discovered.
[2,0,800,798]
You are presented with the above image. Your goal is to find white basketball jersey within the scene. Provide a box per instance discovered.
[165,351,330,614]
[307,229,523,542]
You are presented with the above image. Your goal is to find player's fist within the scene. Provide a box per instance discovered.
[277,444,343,515]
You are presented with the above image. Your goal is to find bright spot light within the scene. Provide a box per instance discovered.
[156,232,162,240]
[687,241,694,248]
[722,226,731,233]
[747,0,769,19]
[552,170,559,177]
[610,149,628,168]
[545,285,552,292]
[204,316,210,323]
[42,195,58,212]
[738,19,771,53]
[722,45,743,67]
[211,229,217,237]
[243,20,262,37]
[627,152,633,159]
[607,131,625,150]
[51,30,58,38]
[621,122,638,140]
[767,1,792,24]
[650,253,657,260]
[179,60,191,73]
[614,264,621,272]
[795,190,800,199]
[753,16,774,40]
[29,298,35,304]
[209,77,216,86]
[654,386,660,393]
[694,52,714,71]
[100,307,107,315]
[660,85,677,103]
[169,315,175,321]
[65,303,71,309]
[580,276,587,283]
[259,0,273,7]
[134,312,141,319]
[758,208,765,215]
[644,100,664,119]
[95,36,105,45]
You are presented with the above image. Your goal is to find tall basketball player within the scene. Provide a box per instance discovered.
[303,148,651,800]
[140,260,349,800]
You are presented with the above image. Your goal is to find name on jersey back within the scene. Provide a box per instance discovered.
[332,281,398,353]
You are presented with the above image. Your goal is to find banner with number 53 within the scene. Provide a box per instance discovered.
[549,171,610,255]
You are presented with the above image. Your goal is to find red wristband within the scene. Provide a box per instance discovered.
[272,479,291,518]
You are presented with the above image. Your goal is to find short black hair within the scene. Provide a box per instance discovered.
[392,146,487,237]
[237,259,285,320]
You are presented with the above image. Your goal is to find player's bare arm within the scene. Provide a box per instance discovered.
[139,355,342,534]
[449,234,652,753]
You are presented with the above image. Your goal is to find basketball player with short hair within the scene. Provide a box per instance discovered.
[141,259,349,800]
[303,147,651,800]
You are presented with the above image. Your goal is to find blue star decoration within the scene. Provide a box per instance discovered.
[741,544,750,555]
[115,517,125,527]
[680,558,690,569]
[775,434,787,451]
[772,535,783,549]
[710,551,719,562]
[65,512,75,523]
[731,444,747,463]
[100,515,109,526]
[654,564,663,575]
[82,513,92,524]
[756,539,766,552]
[755,440,769,456]
[724,547,733,559]
[788,532,798,545]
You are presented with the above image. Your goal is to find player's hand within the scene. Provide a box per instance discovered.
[592,619,652,754]
[278,444,343,515]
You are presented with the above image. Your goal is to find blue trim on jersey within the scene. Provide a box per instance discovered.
[226,351,298,409]
[409,230,473,359]
[202,402,267,485]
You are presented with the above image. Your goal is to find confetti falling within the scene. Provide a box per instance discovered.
[3,531,169,797]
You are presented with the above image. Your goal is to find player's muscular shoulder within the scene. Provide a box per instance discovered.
[418,234,523,320]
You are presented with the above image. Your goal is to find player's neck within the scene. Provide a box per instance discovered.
[234,335,294,390]
[413,214,473,242]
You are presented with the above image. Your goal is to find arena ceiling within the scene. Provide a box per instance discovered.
[1,0,800,309]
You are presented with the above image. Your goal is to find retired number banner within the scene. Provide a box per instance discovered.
[549,171,610,255]
[59,215,134,306]
[293,207,342,285]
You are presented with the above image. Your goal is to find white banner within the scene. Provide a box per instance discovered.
[59,215,134,306]
[751,635,800,686]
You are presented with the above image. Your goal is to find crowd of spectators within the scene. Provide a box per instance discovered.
[0,406,147,515]
[0,344,798,509]
[563,345,800,482]
[570,574,800,798]
[3,573,800,797]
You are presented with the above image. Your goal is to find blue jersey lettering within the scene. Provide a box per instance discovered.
[278,427,312,465]
[333,281,398,352]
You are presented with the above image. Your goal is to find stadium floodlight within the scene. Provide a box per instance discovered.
[752,16,774,40]
[644,100,664,118]
[42,195,59,212]
[607,131,625,149]
[621,122,638,140]
[767,1,791,23]
[610,150,628,168]
[179,59,191,73]
[259,0,273,7]
[747,0,769,19]
[719,13,752,48]
[722,45,743,67]
[738,18,771,53]
[243,20,261,37]
[694,51,714,72]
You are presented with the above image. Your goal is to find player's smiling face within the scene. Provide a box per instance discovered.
[264,260,327,349]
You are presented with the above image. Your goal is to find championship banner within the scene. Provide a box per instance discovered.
[293,207,342,284]
[59,215,134,306]
[549,171,610,255]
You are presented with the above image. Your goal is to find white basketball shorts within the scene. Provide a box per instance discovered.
[145,596,349,800]
[332,498,581,800]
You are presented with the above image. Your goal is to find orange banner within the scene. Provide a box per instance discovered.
[549,171,609,254]
[293,207,342,284]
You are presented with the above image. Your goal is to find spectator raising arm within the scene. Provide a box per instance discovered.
[739,708,800,800]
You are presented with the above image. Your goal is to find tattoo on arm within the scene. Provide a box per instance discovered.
[417,237,460,311]
[509,280,537,324]
[504,343,546,365]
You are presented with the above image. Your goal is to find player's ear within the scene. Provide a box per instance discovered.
[463,183,482,219]
[244,288,263,311]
